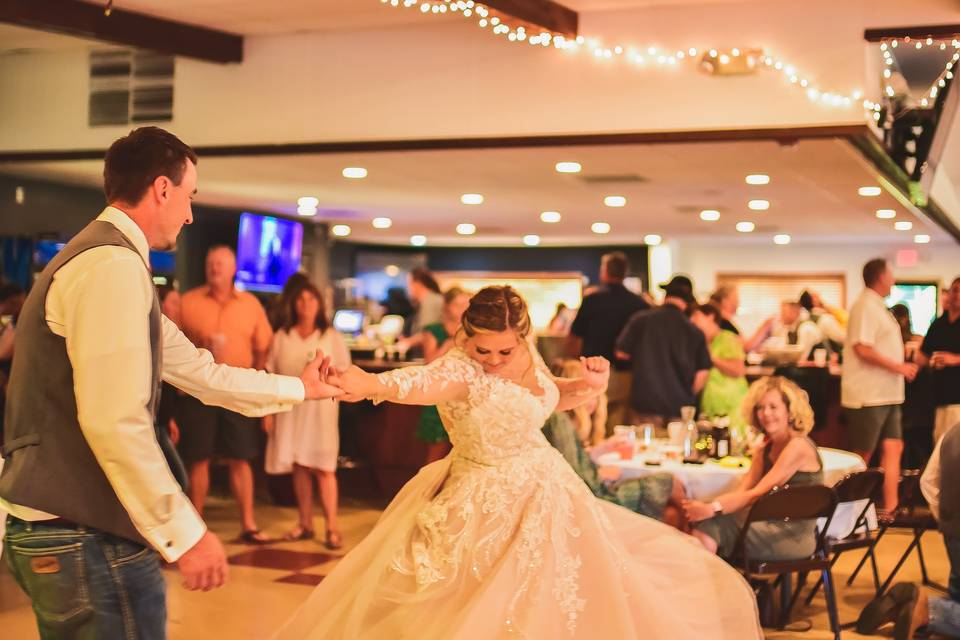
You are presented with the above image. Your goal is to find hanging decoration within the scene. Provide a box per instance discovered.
[878,36,959,113]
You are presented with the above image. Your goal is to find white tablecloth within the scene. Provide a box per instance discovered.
[597,446,871,538]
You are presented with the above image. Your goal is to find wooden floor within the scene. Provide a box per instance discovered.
[1,496,953,639]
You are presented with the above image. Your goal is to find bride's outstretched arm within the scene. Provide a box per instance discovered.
[330,355,473,406]
[553,356,610,412]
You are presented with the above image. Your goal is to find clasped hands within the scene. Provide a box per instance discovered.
[298,350,374,402]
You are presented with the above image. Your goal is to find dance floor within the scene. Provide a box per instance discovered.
[0,494,953,639]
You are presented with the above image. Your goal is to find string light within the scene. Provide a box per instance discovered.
[879,36,960,111]
[378,0,866,111]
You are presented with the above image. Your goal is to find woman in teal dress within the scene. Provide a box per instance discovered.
[682,376,824,561]
[415,287,471,462]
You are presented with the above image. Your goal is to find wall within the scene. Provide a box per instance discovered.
[2,0,955,151]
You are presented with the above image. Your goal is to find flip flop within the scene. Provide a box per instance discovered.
[283,526,315,541]
[325,530,343,550]
[238,529,273,545]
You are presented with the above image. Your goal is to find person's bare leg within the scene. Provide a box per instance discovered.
[188,459,211,516]
[316,469,340,536]
[228,458,258,532]
[880,438,904,511]
[691,529,718,554]
[292,464,315,532]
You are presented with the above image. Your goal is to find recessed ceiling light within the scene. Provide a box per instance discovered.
[372,217,392,229]
[523,234,541,246]
[342,167,367,179]
[894,220,913,231]
[644,234,662,246]
[555,161,582,173]
[876,209,896,219]
[384,264,400,277]
[700,209,721,221]
[604,196,626,207]
[297,196,319,208]
[736,221,756,233]
[410,234,427,246]
[914,234,931,244]
[297,205,317,217]
[591,222,611,234]
[745,174,770,185]
[748,199,770,211]
[859,186,882,196]
[773,234,791,245]
[540,211,561,223]
[331,224,351,237]
[456,223,477,235]
[460,193,484,205]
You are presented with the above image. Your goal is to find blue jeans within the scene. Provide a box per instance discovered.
[3,516,166,640]
[928,534,960,637]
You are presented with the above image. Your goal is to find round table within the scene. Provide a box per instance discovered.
[596,446,865,501]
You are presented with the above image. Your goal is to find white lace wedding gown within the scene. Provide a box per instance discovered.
[276,348,762,639]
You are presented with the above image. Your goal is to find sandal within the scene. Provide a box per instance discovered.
[283,526,315,542]
[325,530,343,550]
[238,529,273,545]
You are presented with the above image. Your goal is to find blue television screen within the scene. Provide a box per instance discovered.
[235,213,303,293]
[35,240,176,274]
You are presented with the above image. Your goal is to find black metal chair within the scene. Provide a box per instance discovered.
[728,484,840,639]
[848,469,948,595]
[801,469,885,622]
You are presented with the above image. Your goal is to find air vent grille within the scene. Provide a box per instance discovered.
[89,50,174,127]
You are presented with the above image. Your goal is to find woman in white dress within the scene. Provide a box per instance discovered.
[276,286,761,639]
[264,281,351,549]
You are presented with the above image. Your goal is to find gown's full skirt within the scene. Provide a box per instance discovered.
[275,447,763,639]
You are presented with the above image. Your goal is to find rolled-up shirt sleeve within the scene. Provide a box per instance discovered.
[161,315,304,417]
[62,253,206,562]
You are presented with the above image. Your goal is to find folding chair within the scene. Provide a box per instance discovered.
[802,469,885,623]
[729,484,840,640]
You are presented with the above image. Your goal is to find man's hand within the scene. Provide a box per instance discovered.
[177,530,228,592]
[262,414,275,435]
[580,356,610,390]
[300,352,344,400]
[930,351,960,369]
[898,362,919,382]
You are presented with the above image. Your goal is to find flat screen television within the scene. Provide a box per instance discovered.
[235,213,303,293]
[333,309,365,335]
[34,240,176,273]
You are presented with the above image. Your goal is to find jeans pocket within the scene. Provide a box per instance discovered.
[8,541,94,624]
[102,536,153,567]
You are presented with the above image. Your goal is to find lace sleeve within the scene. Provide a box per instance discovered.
[372,349,476,406]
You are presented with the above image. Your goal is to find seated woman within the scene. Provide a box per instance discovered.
[541,411,687,528]
[682,376,824,560]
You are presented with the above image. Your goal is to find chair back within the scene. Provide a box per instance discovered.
[831,468,885,534]
[733,484,838,565]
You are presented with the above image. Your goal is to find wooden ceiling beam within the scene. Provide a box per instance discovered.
[483,0,578,37]
[864,23,960,43]
[0,0,243,64]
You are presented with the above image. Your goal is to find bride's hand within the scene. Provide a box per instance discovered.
[580,356,610,390]
[300,352,344,400]
[327,365,377,403]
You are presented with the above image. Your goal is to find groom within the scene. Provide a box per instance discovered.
[0,126,340,639]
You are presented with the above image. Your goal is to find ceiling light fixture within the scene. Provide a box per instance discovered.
[895,221,913,231]
[700,209,721,221]
[858,186,882,196]
[555,161,582,174]
[540,211,561,223]
[747,199,770,211]
[745,174,770,185]
[456,223,477,235]
[523,234,541,246]
[914,234,931,244]
[876,209,896,219]
[410,234,427,246]
[604,196,626,207]
[372,217,392,229]
[591,222,611,234]
[342,167,367,179]
[644,234,662,245]
[736,221,756,233]
[773,233,791,245]
[331,224,351,237]
[460,193,484,205]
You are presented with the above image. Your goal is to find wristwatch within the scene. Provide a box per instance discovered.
[711,500,723,515]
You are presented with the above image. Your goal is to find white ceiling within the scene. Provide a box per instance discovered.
[0,136,946,247]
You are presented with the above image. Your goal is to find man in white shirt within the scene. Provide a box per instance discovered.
[842,258,918,512]
[0,127,340,639]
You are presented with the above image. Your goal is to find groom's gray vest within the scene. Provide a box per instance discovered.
[0,220,186,545]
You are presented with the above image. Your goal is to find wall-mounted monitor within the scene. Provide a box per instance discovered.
[887,281,939,336]
[34,240,176,274]
[333,309,365,335]
[235,213,303,293]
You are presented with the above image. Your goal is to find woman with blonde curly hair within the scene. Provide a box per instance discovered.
[682,376,824,560]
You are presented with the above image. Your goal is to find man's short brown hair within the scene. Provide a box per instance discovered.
[862,258,889,287]
[601,251,628,280]
[103,126,197,205]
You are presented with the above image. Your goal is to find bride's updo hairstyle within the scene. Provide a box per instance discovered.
[461,285,531,340]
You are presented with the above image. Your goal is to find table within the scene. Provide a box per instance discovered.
[596,446,871,538]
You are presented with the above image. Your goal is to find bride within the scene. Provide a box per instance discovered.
[276,286,761,639]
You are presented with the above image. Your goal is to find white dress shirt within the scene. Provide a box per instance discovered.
[841,288,905,408]
[0,207,305,562]
[921,436,942,520]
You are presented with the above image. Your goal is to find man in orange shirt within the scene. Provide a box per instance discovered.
[180,245,275,543]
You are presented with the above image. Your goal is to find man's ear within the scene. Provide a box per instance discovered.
[152,175,172,204]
